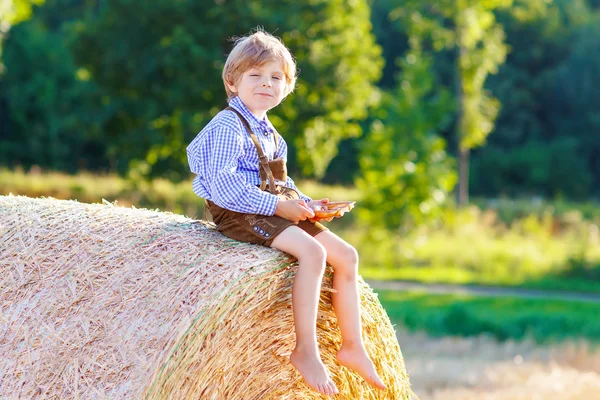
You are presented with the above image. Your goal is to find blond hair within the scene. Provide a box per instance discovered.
[222,31,297,99]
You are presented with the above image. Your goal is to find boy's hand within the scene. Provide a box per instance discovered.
[307,198,335,222]
[307,198,329,208]
[274,199,315,223]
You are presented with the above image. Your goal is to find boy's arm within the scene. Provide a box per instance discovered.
[275,135,312,202]
[201,124,279,215]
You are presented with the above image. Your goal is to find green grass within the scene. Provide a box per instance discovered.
[377,290,600,343]
[354,205,600,293]
[358,226,600,293]
[361,266,600,293]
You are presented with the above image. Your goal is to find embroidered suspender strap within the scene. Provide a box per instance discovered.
[225,107,279,195]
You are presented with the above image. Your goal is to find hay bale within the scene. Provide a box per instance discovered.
[0,195,411,399]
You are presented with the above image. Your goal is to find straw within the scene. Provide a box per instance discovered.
[0,195,411,399]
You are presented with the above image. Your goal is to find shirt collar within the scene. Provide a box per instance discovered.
[229,96,275,135]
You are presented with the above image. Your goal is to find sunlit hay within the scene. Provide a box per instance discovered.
[0,195,411,399]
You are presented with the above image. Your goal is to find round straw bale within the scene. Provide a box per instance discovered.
[0,195,412,399]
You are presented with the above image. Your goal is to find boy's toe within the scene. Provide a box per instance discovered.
[327,380,338,395]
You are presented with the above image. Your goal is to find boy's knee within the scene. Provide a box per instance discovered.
[340,244,358,267]
[333,244,359,278]
[346,245,359,266]
[298,240,327,269]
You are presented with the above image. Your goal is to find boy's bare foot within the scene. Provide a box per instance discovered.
[337,345,386,390]
[290,348,339,396]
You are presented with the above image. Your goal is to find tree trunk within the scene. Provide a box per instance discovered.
[455,13,469,207]
[458,147,470,206]
[456,36,469,207]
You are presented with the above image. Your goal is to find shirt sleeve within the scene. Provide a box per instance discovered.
[275,135,312,202]
[204,123,279,215]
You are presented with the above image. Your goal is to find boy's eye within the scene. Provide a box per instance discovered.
[272,76,282,80]
[250,74,260,77]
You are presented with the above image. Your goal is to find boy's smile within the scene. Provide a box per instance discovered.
[226,59,287,119]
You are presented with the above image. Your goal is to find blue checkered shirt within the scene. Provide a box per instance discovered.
[186,96,311,215]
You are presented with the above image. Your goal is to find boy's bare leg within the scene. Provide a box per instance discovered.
[314,231,386,390]
[271,226,339,396]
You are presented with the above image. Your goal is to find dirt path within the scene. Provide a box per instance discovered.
[367,280,600,303]
[398,330,600,400]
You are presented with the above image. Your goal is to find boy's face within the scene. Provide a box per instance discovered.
[227,59,286,119]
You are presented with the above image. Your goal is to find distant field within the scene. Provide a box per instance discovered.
[2,168,599,294]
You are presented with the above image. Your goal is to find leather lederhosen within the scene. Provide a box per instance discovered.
[204,107,327,246]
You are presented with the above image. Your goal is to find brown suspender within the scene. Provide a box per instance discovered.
[225,107,281,195]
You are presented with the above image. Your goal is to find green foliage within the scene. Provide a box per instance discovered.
[454,1,509,151]
[2,0,600,204]
[366,0,600,201]
[0,0,46,70]
[382,0,512,205]
[369,0,409,88]
[471,138,593,198]
[0,0,45,25]
[1,14,103,171]
[279,0,384,178]
[378,290,600,343]
[544,20,600,193]
[70,0,382,180]
[356,49,457,232]
[475,0,600,198]
[400,0,512,151]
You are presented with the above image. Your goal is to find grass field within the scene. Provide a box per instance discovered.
[2,168,599,294]
[358,223,600,293]
[378,290,600,343]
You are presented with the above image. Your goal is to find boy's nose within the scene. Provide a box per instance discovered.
[262,79,272,87]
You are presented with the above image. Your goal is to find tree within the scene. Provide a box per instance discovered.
[544,19,600,196]
[0,0,109,172]
[369,0,410,89]
[71,0,382,180]
[357,46,456,234]
[471,0,600,198]
[0,0,45,72]
[399,0,512,205]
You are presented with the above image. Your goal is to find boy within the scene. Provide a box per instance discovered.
[186,30,385,396]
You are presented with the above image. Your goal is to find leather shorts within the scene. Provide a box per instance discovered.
[205,188,328,246]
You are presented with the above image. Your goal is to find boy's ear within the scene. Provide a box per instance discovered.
[225,80,237,94]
